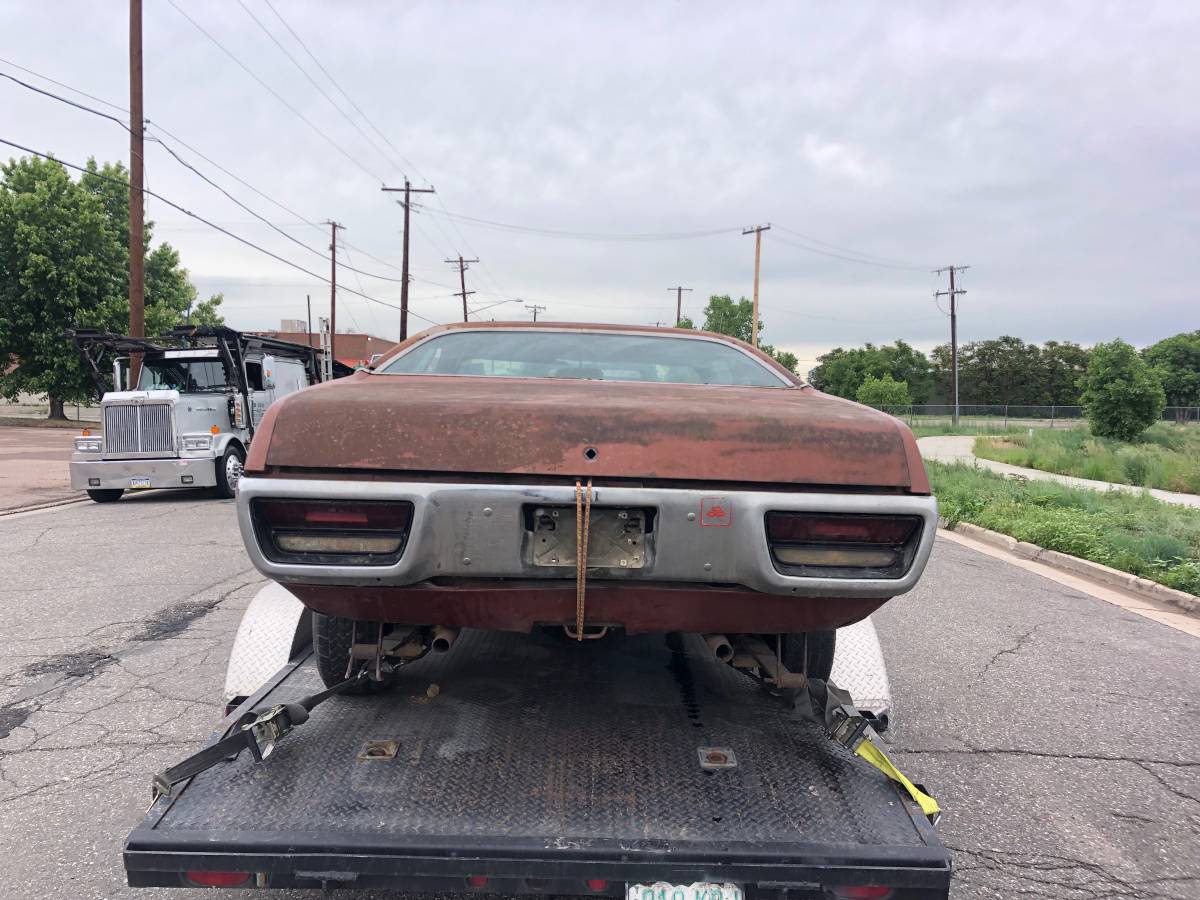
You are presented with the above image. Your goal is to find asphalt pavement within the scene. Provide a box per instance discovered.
[0,495,1197,899]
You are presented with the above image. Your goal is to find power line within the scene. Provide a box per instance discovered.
[0,137,439,326]
[0,55,128,113]
[773,225,929,270]
[235,0,398,176]
[768,231,929,271]
[0,66,422,288]
[422,207,742,242]
[164,0,383,185]
[261,0,425,178]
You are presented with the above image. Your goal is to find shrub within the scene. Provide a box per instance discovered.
[1079,340,1166,441]
[856,374,910,409]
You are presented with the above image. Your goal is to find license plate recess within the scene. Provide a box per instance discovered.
[528,505,650,568]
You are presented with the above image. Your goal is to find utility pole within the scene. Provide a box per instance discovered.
[446,255,478,323]
[742,224,770,346]
[667,286,693,326]
[128,0,145,388]
[305,294,312,346]
[381,178,436,340]
[934,265,970,426]
[525,303,547,322]
[326,221,344,364]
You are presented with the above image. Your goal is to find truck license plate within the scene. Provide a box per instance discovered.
[627,884,742,900]
[129,476,152,489]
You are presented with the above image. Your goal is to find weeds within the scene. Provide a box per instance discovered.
[928,461,1200,595]
[973,423,1200,494]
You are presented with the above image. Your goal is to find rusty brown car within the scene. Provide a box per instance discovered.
[237,323,937,690]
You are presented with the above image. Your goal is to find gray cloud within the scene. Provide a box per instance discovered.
[2,1,1196,360]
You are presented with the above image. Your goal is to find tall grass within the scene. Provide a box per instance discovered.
[929,461,1200,595]
[973,424,1200,494]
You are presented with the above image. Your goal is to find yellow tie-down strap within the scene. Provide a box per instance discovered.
[855,739,941,822]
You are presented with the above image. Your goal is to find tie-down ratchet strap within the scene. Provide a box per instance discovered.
[809,677,941,823]
[150,669,369,801]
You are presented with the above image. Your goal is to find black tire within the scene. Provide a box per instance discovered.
[313,612,397,693]
[86,488,124,503]
[213,444,245,499]
[777,631,836,682]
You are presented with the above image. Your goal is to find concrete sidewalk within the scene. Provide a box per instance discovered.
[0,425,82,512]
[918,434,1200,509]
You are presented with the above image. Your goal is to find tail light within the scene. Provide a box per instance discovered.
[766,512,922,579]
[826,887,894,899]
[184,871,252,887]
[252,498,413,565]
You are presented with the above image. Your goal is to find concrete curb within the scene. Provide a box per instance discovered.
[938,518,1199,617]
[0,496,88,517]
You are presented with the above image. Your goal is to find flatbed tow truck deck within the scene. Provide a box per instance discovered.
[125,628,950,898]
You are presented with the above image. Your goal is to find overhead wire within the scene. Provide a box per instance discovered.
[164,0,384,185]
[0,137,439,326]
[420,207,742,242]
[235,0,398,176]
[767,231,930,271]
[773,225,930,270]
[0,66,427,290]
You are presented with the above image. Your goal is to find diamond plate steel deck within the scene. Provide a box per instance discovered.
[156,630,930,853]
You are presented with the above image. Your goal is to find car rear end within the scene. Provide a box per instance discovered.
[234,324,936,635]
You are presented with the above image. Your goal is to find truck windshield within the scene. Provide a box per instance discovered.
[137,359,229,393]
[378,330,789,387]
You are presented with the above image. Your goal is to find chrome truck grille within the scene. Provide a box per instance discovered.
[103,403,175,454]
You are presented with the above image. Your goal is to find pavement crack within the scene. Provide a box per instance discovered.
[971,621,1049,685]
[894,746,1200,768]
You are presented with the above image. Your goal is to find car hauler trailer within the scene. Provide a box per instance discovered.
[124,586,951,898]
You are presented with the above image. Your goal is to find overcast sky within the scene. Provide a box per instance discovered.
[2,1,1197,367]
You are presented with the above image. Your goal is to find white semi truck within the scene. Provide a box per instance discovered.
[67,327,347,503]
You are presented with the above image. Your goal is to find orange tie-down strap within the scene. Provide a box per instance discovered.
[574,478,593,641]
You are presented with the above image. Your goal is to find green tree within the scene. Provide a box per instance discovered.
[1039,340,1091,406]
[855,374,911,409]
[0,155,126,418]
[1143,331,1200,414]
[1079,339,1166,441]
[810,341,932,402]
[691,294,798,374]
[0,155,222,417]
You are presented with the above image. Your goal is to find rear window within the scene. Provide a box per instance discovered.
[377,330,788,387]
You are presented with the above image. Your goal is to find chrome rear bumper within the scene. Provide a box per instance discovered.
[237,478,937,599]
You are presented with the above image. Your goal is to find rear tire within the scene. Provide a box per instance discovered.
[86,488,123,503]
[313,612,397,693]
[777,631,836,682]
[213,444,245,499]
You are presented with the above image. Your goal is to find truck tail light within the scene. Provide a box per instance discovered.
[826,887,894,899]
[252,499,413,565]
[184,870,252,887]
[765,513,922,579]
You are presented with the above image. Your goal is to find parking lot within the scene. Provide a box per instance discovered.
[1,491,1199,899]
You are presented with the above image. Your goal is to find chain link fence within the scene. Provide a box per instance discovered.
[872,405,1200,430]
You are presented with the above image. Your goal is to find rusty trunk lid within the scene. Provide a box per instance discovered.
[257,374,924,490]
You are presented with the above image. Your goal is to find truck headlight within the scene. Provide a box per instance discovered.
[182,435,213,451]
[75,438,102,452]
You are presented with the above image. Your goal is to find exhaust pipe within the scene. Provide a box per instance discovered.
[704,633,734,663]
[431,626,460,653]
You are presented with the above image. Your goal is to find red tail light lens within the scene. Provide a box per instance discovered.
[184,871,252,887]
[766,513,921,578]
[826,887,894,899]
[252,499,413,565]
